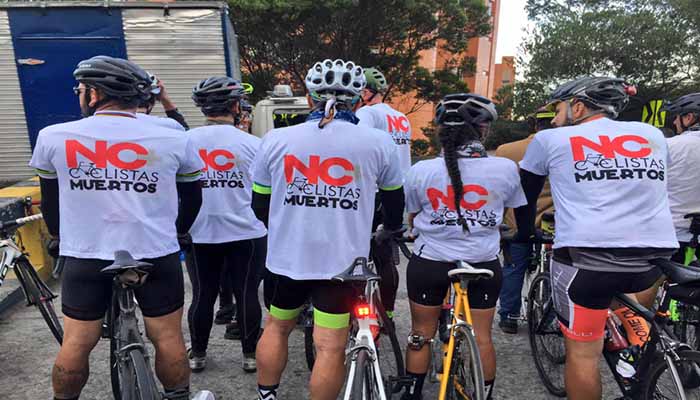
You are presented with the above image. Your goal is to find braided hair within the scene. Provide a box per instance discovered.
[438,125,474,232]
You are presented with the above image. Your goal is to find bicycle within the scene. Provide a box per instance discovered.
[101,250,160,400]
[333,257,409,400]
[0,208,63,344]
[531,256,700,399]
[670,212,700,350]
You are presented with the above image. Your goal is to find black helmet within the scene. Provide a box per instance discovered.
[192,77,245,114]
[547,76,635,117]
[73,56,150,99]
[662,93,700,118]
[435,93,498,127]
[240,99,253,113]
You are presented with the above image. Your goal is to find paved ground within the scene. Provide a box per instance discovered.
[0,255,619,400]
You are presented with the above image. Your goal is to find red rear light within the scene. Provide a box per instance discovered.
[355,304,371,318]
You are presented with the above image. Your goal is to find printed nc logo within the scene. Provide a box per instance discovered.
[427,185,488,211]
[284,154,354,186]
[570,135,651,161]
[66,140,148,170]
[386,115,409,133]
[200,149,235,171]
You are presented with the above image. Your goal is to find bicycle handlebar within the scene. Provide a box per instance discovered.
[0,213,43,231]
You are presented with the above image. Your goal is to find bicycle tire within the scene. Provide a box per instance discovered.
[350,349,381,400]
[15,258,63,344]
[109,293,123,400]
[445,325,485,400]
[372,290,405,393]
[129,349,160,400]
[304,324,316,371]
[641,349,700,399]
[526,273,566,397]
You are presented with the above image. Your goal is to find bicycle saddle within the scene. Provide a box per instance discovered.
[684,212,700,219]
[332,257,380,283]
[101,250,153,275]
[448,261,494,282]
[652,258,700,286]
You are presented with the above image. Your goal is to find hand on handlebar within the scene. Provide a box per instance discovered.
[373,224,408,244]
[46,237,60,259]
[177,233,193,252]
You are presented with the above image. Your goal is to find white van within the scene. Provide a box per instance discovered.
[251,85,311,138]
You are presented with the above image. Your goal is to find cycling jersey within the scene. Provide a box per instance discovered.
[188,124,267,243]
[136,112,186,131]
[252,119,403,280]
[666,131,700,242]
[405,156,526,263]
[29,111,203,260]
[356,103,412,174]
[519,117,677,249]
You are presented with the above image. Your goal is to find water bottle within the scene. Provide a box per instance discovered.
[605,311,629,352]
[615,348,637,378]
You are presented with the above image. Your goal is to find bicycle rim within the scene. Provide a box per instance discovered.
[526,273,566,397]
[129,349,159,400]
[642,350,700,400]
[446,327,485,400]
[15,259,63,345]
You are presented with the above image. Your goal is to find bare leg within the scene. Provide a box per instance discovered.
[53,317,102,398]
[309,324,350,400]
[144,308,190,390]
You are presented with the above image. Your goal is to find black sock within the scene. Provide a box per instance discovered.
[402,371,426,399]
[163,386,190,400]
[258,383,279,400]
[484,378,495,400]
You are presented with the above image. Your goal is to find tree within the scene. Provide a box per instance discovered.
[514,0,700,118]
[494,84,514,120]
[228,0,491,112]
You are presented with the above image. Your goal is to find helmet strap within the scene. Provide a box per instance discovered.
[319,97,337,128]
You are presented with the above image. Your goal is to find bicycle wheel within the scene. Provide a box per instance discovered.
[674,303,700,350]
[15,258,63,344]
[350,349,381,400]
[129,349,160,400]
[301,305,316,371]
[108,295,123,400]
[526,273,566,397]
[373,291,404,393]
[641,349,700,399]
[445,326,485,400]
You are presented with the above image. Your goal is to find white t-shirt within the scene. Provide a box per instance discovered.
[252,119,404,280]
[519,117,677,249]
[136,112,186,131]
[666,130,700,242]
[188,124,267,243]
[29,111,204,260]
[356,103,412,174]
[406,156,526,263]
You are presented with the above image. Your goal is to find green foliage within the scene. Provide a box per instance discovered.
[494,84,514,120]
[484,120,530,150]
[229,0,491,112]
[515,0,700,118]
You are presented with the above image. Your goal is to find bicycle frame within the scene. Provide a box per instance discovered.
[438,280,475,400]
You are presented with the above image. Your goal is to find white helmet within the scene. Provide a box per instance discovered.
[305,59,365,101]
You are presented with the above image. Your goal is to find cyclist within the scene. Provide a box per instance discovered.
[495,106,555,334]
[30,55,204,400]
[355,67,411,319]
[251,59,404,400]
[186,76,267,374]
[136,73,189,130]
[401,93,526,400]
[663,93,700,263]
[514,77,677,400]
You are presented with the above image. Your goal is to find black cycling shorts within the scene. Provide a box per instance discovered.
[61,252,184,321]
[407,254,502,309]
[263,269,356,328]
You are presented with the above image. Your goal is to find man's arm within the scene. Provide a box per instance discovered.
[158,80,189,130]
[176,181,202,234]
[252,191,270,228]
[379,187,405,231]
[39,178,60,236]
[514,170,546,241]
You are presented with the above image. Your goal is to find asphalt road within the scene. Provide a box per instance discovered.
[0,255,619,400]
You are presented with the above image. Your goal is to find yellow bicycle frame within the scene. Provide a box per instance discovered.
[438,281,475,400]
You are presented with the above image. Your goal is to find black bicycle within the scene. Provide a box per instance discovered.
[101,250,160,400]
[0,209,63,344]
[530,257,700,399]
[671,212,700,351]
